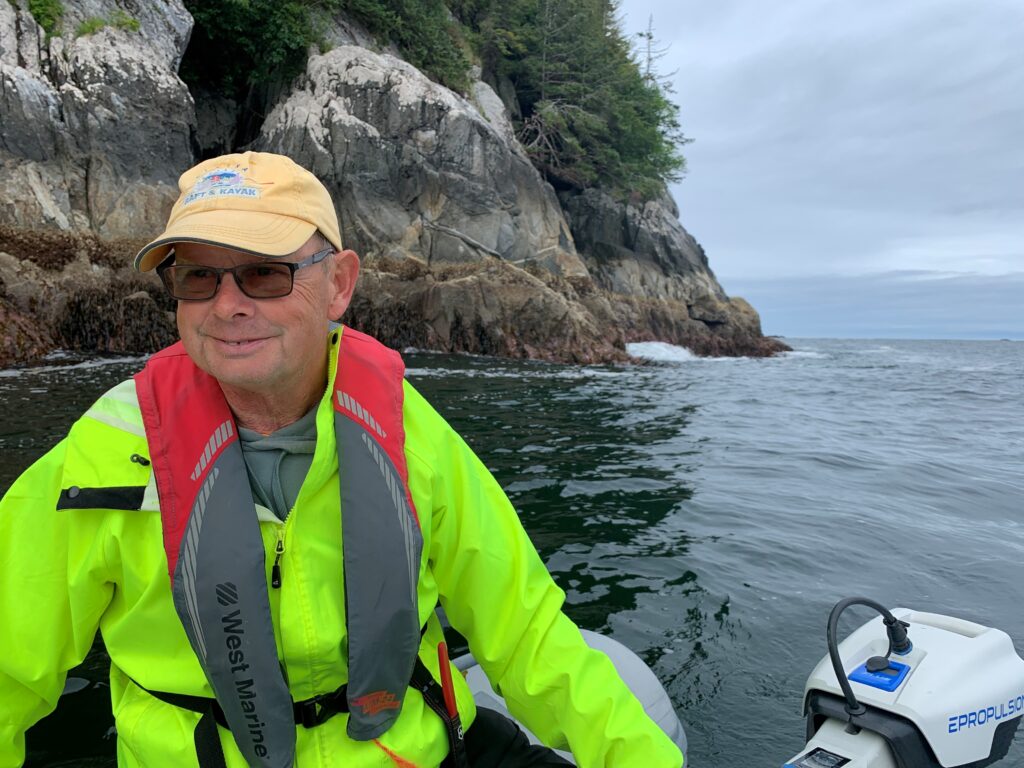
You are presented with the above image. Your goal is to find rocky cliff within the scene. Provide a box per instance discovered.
[0,0,787,367]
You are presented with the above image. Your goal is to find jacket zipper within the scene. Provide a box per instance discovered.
[271,530,285,589]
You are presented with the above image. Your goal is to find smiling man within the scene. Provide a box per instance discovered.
[0,152,683,768]
[158,238,352,433]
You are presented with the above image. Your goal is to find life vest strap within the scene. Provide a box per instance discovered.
[132,658,468,767]
[411,662,470,768]
[135,679,351,730]
[294,684,351,728]
[194,704,229,768]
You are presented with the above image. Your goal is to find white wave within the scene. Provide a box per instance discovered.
[780,350,828,359]
[0,355,148,378]
[405,365,615,380]
[626,341,697,362]
[402,346,450,356]
[42,350,76,361]
[404,367,514,379]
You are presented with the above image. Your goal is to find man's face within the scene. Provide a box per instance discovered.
[173,237,358,397]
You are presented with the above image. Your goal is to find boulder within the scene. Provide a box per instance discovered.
[0,296,52,367]
[0,229,172,363]
[56,285,176,354]
[255,45,586,279]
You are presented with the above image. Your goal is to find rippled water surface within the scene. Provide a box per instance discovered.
[3,339,1023,766]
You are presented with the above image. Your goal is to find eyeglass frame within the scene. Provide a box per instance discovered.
[156,246,335,301]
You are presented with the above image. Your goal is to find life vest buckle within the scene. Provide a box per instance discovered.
[294,687,349,729]
[296,695,331,728]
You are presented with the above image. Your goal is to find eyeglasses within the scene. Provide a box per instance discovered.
[157,247,334,301]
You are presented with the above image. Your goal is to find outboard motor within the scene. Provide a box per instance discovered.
[785,597,1024,768]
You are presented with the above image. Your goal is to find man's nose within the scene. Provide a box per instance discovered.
[209,270,255,316]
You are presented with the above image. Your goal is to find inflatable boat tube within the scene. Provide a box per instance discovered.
[456,629,688,763]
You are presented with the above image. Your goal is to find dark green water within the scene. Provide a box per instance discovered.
[3,339,1023,766]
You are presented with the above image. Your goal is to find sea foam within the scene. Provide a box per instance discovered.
[626,341,697,362]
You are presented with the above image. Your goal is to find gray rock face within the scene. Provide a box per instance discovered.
[561,188,725,304]
[256,46,586,279]
[0,0,194,237]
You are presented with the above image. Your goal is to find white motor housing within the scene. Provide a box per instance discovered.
[788,609,1024,767]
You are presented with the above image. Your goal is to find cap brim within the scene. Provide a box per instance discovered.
[134,209,318,271]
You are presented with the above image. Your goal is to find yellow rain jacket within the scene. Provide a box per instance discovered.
[0,330,683,767]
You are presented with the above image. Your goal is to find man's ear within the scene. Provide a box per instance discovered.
[328,249,360,320]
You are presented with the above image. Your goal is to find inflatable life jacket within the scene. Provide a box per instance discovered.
[134,327,430,768]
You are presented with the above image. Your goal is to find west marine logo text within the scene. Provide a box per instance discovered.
[221,591,270,758]
[352,689,401,716]
[949,695,1024,733]
[183,167,263,206]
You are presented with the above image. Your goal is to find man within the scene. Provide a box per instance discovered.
[0,152,683,767]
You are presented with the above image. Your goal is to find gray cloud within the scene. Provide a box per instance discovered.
[620,1,1024,335]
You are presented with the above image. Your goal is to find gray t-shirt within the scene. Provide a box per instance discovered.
[238,406,318,521]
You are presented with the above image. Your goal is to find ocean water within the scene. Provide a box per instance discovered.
[2,339,1022,767]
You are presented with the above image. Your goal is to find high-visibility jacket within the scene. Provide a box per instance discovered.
[0,327,684,768]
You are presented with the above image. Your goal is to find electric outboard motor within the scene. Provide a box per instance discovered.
[786,597,1024,768]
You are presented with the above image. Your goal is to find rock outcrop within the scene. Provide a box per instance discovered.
[347,258,628,365]
[0,226,177,364]
[561,188,776,354]
[562,188,720,303]
[0,0,192,236]
[257,46,585,279]
[0,3,787,368]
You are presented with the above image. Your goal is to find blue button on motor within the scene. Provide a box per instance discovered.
[849,658,911,692]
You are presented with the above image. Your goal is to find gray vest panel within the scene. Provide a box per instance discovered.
[171,441,296,768]
[337,413,425,740]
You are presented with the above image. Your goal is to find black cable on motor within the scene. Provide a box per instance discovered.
[826,597,912,720]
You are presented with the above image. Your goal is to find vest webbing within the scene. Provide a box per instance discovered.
[137,655,468,768]
[134,327,425,768]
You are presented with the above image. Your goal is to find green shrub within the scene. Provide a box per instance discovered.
[181,0,326,95]
[340,0,471,92]
[110,9,140,31]
[75,17,106,36]
[181,0,470,98]
[75,10,140,37]
[28,0,63,35]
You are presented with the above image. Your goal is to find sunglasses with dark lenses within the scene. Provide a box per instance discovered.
[157,247,334,301]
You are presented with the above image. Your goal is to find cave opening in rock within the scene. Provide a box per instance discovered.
[176,1,313,159]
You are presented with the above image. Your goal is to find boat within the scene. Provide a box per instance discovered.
[51,596,1024,766]
[461,596,1024,767]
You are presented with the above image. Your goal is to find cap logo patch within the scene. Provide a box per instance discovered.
[183,166,264,207]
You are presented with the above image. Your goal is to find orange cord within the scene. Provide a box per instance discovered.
[437,642,459,718]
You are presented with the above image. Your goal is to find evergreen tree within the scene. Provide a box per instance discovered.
[482,0,688,195]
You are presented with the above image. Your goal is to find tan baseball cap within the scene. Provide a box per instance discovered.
[134,151,343,272]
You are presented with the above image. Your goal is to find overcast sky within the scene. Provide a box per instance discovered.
[619,0,1024,339]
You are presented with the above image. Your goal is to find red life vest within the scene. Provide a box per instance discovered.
[134,326,423,768]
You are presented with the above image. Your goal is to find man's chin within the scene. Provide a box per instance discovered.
[202,358,280,395]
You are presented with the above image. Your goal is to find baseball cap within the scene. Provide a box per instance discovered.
[134,151,343,272]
